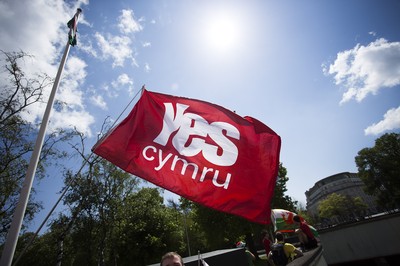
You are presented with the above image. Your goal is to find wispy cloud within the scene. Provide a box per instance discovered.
[142,42,151,47]
[109,73,135,96]
[118,9,143,34]
[94,32,135,68]
[364,107,400,136]
[90,95,108,110]
[144,63,151,72]
[324,38,400,135]
[0,0,94,136]
[325,38,400,104]
[51,56,95,136]
[112,73,134,87]
[92,9,143,68]
[19,55,95,137]
[50,110,95,137]
[79,39,98,57]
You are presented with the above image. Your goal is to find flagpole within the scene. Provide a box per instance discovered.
[0,9,81,266]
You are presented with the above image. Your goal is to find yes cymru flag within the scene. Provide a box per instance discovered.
[92,89,281,224]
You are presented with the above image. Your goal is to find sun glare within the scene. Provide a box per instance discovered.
[200,11,243,56]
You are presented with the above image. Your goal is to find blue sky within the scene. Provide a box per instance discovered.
[1,0,399,230]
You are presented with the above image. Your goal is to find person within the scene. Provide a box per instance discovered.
[236,241,256,266]
[160,252,184,266]
[245,232,260,260]
[261,231,272,257]
[293,215,318,250]
[268,232,303,266]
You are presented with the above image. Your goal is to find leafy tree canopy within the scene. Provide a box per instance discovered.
[318,193,367,221]
[270,163,297,211]
[355,133,400,209]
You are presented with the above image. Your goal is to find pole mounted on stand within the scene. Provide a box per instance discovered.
[0,8,82,266]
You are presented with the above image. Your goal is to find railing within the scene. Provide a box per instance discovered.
[318,212,400,265]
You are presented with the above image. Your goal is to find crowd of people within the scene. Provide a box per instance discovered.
[265,215,319,265]
[160,215,319,266]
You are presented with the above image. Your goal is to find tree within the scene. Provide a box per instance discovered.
[115,188,183,266]
[355,133,400,210]
[12,230,59,266]
[166,198,205,258]
[318,193,367,223]
[351,196,368,218]
[0,50,75,242]
[47,129,182,266]
[60,149,140,266]
[270,163,297,211]
[318,193,347,221]
[191,201,257,251]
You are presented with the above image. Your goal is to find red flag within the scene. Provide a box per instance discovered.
[92,89,281,224]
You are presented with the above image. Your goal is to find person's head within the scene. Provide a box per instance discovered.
[275,232,284,242]
[293,215,301,223]
[160,252,184,266]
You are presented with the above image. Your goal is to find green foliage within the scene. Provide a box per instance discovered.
[60,157,141,265]
[318,193,367,221]
[270,163,297,211]
[25,152,184,266]
[114,188,183,266]
[166,197,207,257]
[355,133,400,209]
[11,160,298,265]
[318,193,347,218]
[192,203,250,250]
[13,231,59,266]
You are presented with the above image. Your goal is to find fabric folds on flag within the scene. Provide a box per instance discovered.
[271,209,319,236]
[271,209,298,232]
[67,8,82,46]
[92,89,281,224]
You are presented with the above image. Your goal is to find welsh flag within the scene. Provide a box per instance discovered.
[271,209,318,236]
[271,209,298,232]
[67,8,82,46]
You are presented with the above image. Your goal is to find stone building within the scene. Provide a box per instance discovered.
[305,172,378,220]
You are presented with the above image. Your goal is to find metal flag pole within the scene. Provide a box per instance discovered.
[0,8,82,266]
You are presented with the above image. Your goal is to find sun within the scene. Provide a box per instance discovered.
[199,10,243,56]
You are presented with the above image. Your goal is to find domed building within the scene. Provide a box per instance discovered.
[305,172,379,221]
